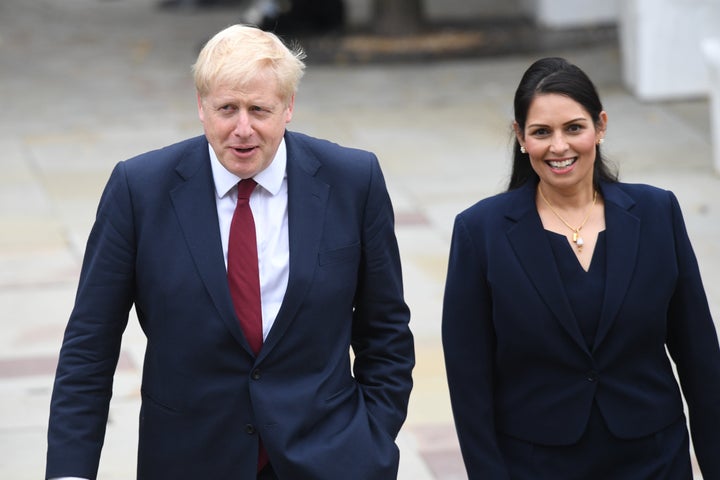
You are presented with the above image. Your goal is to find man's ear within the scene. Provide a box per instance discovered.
[285,94,295,124]
[197,93,205,123]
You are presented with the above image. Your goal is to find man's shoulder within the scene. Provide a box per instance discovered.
[285,130,379,185]
[285,131,373,160]
[123,135,207,171]
[111,135,208,193]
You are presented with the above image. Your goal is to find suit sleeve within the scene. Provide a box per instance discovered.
[350,155,414,440]
[442,214,510,479]
[46,162,136,479]
[664,191,720,479]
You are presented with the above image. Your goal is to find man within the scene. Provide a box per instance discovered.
[46,25,414,479]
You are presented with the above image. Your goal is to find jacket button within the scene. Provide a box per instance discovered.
[251,369,261,380]
[245,424,256,435]
[587,370,598,382]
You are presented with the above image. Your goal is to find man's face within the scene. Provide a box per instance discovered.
[198,70,294,179]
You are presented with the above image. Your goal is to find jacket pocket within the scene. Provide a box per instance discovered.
[325,378,358,404]
[141,388,184,414]
[318,242,361,266]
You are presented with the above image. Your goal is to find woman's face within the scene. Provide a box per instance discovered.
[516,93,607,193]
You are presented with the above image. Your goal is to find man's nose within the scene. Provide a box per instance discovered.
[233,111,253,137]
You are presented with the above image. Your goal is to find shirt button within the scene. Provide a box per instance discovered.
[245,424,256,435]
[251,369,261,380]
[587,370,598,382]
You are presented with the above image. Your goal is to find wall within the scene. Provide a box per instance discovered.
[532,0,619,28]
[620,0,720,100]
[345,0,527,27]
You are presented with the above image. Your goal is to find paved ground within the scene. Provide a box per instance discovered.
[1,0,718,478]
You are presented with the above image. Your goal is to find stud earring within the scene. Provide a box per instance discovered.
[597,138,604,145]
[520,145,527,154]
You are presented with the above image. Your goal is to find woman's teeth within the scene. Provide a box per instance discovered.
[548,158,575,168]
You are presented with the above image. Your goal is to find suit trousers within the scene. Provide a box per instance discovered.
[497,402,692,480]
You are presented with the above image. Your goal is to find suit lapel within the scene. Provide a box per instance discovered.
[506,182,589,353]
[259,132,329,360]
[594,183,640,350]
[169,138,252,353]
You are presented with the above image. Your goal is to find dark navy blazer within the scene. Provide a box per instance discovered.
[442,179,720,479]
[46,131,414,479]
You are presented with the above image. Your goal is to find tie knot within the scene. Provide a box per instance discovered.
[237,178,257,200]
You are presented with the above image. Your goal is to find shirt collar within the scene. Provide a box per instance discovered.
[210,137,287,199]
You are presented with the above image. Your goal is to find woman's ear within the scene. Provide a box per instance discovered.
[512,121,524,146]
[597,111,608,140]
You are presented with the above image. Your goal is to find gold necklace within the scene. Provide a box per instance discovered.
[538,186,597,252]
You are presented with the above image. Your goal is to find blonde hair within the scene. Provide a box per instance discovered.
[193,25,306,102]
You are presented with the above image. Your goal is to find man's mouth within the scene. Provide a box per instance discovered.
[233,146,256,154]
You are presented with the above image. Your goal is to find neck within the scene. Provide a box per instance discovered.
[537,184,598,253]
[537,181,595,209]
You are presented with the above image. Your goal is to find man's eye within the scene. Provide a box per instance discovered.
[217,104,238,114]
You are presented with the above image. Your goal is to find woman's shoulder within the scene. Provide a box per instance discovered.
[456,188,521,226]
[603,181,675,208]
[612,181,668,195]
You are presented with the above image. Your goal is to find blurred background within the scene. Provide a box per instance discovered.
[1,0,718,478]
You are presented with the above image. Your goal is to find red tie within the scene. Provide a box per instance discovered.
[228,178,263,355]
[227,179,269,472]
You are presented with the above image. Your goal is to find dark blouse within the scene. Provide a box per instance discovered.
[546,231,607,350]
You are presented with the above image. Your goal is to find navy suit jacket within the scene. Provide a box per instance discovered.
[442,180,720,479]
[46,132,414,479]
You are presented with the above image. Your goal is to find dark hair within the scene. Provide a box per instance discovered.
[507,57,618,190]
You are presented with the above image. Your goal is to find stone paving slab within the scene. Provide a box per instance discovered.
[1,0,717,478]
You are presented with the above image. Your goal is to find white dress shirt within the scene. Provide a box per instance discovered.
[50,140,290,480]
[210,138,290,340]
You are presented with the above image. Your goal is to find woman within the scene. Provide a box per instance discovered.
[442,57,720,479]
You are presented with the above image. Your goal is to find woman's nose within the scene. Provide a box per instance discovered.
[549,132,568,153]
